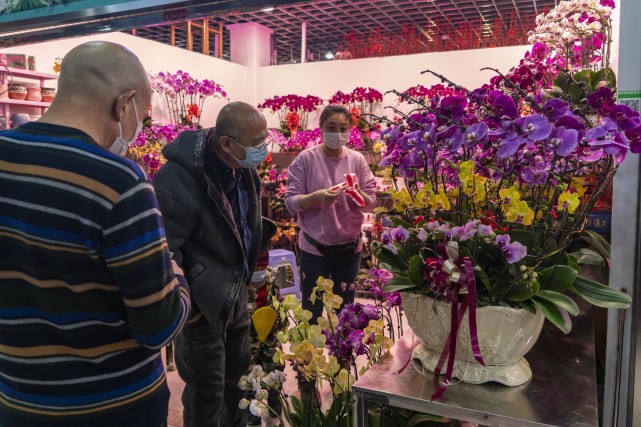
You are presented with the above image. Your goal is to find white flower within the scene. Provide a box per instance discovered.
[238,398,250,409]
[417,228,428,242]
[249,400,268,418]
[238,375,249,391]
[256,388,269,401]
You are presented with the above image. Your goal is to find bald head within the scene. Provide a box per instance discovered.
[215,102,265,138]
[56,41,150,105]
[214,102,268,169]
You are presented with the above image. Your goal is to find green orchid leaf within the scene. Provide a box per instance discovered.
[475,268,493,292]
[580,229,611,260]
[406,413,447,426]
[535,290,580,316]
[532,297,572,334]
[571,276,631,308]
[508,230,537,253]
[373,244,402,269]
[383,277,416,292]
[539,250,569,269]
[408,255,425,286]
[574,69,594,91]
[367,409,382,427]
[538,265,577,292]
[378,262,393,271]
[389,217,413,229]
[489,279,513,297]
[569,84,585,105]
[506,280,540,301]
[603,67,617,88]
[291,395,303,418]
[569,261,581,273]
[569,248,605,266]
[553,72,569,93]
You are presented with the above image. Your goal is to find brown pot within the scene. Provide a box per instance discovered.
[8,84,27,100]
[41,87,56,103]
[26,86,42,102]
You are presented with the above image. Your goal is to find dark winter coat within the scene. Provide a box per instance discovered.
[153,128,262,330]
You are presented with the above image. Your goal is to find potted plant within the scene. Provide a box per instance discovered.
[366,0,633,398]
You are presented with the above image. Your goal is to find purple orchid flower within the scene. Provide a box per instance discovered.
[438,125,465,153]
[521,166,549,185]
[518,114,553,141]
[495,234,510,249]
[556,114,586,132]
[399,130,425,151]
[493,94,518,119]
[496,133,524,158]
[504,241,527,263]
[542,99,570,121]
[439,95,468,122]
[609,104,641,132]
[626,125,641,154]
[464,122,489,147]
[549,127,578,157]
[469,87,489,104]
[392,226,409,242]
[587,87,615,115]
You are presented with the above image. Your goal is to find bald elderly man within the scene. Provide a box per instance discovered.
[0,41,190,427]
[153,102,269,427]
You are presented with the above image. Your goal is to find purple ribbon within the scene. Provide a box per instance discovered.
[431,257,485,401]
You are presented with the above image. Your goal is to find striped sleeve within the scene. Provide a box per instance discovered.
[101,180,190,349]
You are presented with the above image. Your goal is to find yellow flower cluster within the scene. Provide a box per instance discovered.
[498,184,535,225]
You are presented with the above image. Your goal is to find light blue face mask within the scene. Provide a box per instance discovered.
[230,138,269,168]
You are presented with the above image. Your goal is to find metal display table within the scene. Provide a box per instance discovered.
[353,301,598,426]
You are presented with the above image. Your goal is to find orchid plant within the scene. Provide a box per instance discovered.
[148,70,227,128]
[367,0,632,334]
[240,277,400,427]
[258,94,324,137]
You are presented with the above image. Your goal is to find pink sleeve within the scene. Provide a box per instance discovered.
[284,154,307,213]
[357,156,377,212]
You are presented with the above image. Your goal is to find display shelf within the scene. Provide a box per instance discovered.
[1,67,58,81]
[1,66,58,129]
[0,98,52,108]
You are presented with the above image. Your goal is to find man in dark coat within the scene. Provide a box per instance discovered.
[153,102,269,427]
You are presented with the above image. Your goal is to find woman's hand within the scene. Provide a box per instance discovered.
[299,188,341,209]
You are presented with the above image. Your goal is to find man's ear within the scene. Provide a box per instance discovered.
[218,134,234,154]
[112,90,136,122]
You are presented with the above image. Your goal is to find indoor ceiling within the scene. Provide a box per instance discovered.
[132,0,560,64]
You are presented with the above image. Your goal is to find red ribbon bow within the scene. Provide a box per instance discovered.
[430,244,485,401]
[330,173,365,208]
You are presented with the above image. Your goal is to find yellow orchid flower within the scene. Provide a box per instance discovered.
[414,182,434,209]
[506,200,535,225]
[570,177,587,198]
[558,191,580,214]
[499,185,522,209]
[392,188,412,211]
[332,369,355,395]
[431,190,451,211]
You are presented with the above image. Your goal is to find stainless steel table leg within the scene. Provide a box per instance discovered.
[353,390,367,427]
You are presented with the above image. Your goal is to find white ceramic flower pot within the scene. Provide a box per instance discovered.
[403,293,545,386]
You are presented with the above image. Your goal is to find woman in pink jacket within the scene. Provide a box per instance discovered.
[285,104,377,321]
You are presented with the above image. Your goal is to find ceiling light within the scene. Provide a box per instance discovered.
[325,50,334,60]
[261,7,275,12]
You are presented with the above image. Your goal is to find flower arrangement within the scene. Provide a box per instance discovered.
[328,87,383,116]
[148,70,227,128]
[240,277,403,427]
[127,122,195,178]
[396,83,466,106]
[366,0,631,338]
[272,128,322,152]
[52,57,63,73]
[258,94,324,137]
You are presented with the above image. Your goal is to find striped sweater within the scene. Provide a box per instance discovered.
[0,123,190,427]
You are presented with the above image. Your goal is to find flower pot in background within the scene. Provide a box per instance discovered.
[0,84,8,99]
[403,293,545,386]
[26,86,42,102]
[41,87,56,103]
[8,84,27,100]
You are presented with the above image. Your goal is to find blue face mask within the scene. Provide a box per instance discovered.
[230,138,269,168]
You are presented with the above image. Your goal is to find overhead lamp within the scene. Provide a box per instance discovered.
[261,6,275,12]
[325,50,335,60]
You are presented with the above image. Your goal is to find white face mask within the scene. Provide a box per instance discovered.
[110,98,142,157]
[323,132,349,150]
